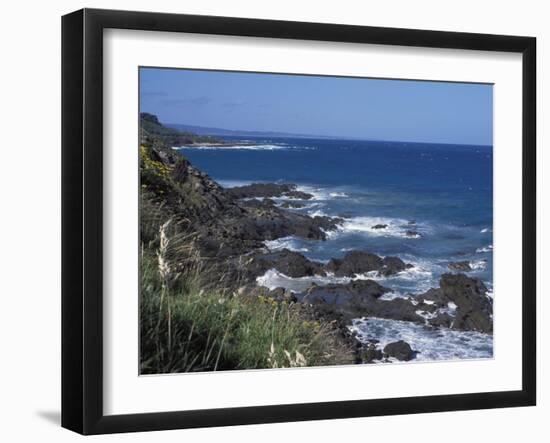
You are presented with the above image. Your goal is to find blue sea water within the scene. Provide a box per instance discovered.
[177,136,494,361]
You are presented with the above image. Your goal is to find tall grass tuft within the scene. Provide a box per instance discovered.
[139,217,354,374]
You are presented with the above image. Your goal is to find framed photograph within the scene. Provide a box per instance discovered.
[62,8,536,435]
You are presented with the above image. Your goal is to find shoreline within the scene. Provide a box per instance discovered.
[140,114,494,368]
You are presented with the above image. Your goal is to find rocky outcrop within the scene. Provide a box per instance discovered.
[294,272,492,334]
[301,280,424,324]
[280,201,306,209]
[448,261,472,272]
[383,341,415,361]
[325,251,412,277]
[140,125,343,261]
[226,183,314,200]
[420,273,493,333]
[361,344,383,363]
[241,249,326,280]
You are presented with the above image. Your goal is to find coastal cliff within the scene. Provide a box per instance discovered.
[139,113,493,372]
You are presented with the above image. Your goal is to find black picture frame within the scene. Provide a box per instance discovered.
[62,8,537,435]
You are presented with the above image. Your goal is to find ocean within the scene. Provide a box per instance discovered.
[177,136,494,362]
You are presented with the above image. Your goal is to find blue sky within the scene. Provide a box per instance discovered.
[140,67,493,145]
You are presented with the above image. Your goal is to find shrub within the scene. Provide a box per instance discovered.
[139,220,353,374]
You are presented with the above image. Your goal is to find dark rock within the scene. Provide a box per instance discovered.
[312,215,344,231]
[284,190,314,200]
[303,279,391,304]
[380,256,410,276]
[280,201,306,209]
[418,273,493,333]
[325,251,411,277]
[383,340,414,361]
[362,344,383,363]
[372,224,388,230]
[406,230,421,238]
[440,273,492,333]
[429,312,454,328]
[326,251,384,277]
[448,261,472,272]
[226,183,313,200]
[301,281,424,325]
[245,249,326,280]
[408,220,416,225]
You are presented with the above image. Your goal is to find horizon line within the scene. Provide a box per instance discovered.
[164,119,493,148]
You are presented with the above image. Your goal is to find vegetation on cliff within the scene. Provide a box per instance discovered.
[140,112,222,146]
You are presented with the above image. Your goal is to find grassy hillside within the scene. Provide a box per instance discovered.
[140,112,222,146]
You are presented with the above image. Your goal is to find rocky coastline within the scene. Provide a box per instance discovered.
[140,114,493,364]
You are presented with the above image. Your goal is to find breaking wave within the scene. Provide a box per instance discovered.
[349,317,493,362]
[476,244,493,253]
[176,143,315,151]
[332,216,426,239]
[264,237,310,253]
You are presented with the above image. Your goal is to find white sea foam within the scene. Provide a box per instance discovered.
[329,192,349,198]
[217,179,253,189]
[295,185,333,201]
[255,269,348,293]
[369,256,443,293]
[264,237,309,253]
[333,216,425,239]
[308,209,329,218]
[379,291,410,301]
[176,143,295,151]
[447,301,458,314]
[349,317,493,362]
[255,257,438,295]
[415,309,439,321]
[480,227,492,233]
[469,259,488,271]
[476,245,494,253]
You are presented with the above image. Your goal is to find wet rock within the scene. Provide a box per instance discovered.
[227,183,314,200]
[429,312,454,328]
[301,280,424,325]
[406,230,421,238]
[448,261,472,272]
[285,190,314,200]
[245,249,326,279]
[311,215,344,232]
[326,251,384,276]
[372,224,388,229]
[419,273,493,333]
[280,201,306,209]
[325,251,411,277]
[381,256,412,276]
[383,341,414,361]
[362,344,383,363]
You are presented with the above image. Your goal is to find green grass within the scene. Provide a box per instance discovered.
[139,237,353,374]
